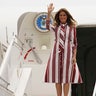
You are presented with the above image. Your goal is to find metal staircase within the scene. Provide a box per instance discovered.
[0,37,32,96]
[0,84,14,96]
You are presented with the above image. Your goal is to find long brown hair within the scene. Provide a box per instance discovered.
[54,8,77,27]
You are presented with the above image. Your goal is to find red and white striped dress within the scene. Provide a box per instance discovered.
[44,20,83,83]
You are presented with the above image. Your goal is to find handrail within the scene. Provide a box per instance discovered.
[0,76,10,86]
[28,40,42,64]
[0,84,14,95]
[13,41,23,50]
[15,35,24,46]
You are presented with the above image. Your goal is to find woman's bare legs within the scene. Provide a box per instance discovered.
[55,83,62,96]
[63,83,69,96]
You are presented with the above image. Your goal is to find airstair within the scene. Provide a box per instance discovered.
[0,12,72,96]
[0,37,33,96]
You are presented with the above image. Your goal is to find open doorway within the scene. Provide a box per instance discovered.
[72,25,96,96]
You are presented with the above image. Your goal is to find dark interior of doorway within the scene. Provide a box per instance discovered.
[71,25,96,96]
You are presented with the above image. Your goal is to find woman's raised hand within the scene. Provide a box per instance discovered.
[48,3,54,13]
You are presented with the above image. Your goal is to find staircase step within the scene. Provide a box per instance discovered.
[0,85,14,96]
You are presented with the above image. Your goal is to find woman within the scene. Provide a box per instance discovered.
[44,3,83,96]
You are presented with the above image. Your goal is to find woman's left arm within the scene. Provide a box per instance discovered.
[72,27,77,64]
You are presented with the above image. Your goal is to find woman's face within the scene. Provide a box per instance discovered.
[59,11,67,24]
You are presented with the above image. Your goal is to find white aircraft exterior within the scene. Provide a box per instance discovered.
[0,12,96,96]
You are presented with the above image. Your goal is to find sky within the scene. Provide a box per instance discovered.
[0,0,96,44]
